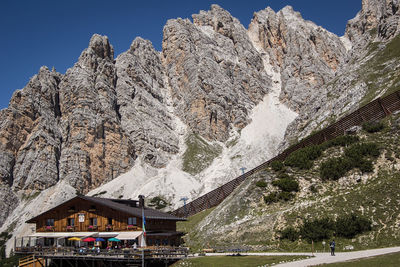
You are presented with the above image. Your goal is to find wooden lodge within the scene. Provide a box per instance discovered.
[15,196,188,266]
[17,195,185,249]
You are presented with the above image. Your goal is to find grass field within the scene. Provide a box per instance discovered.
[172,255,310,267]
[320,252,400,266]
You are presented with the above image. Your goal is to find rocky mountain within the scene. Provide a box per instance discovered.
[248,5,348,112]
[177,0,400,251]
[1,0,399,255]
[163,5,271,142]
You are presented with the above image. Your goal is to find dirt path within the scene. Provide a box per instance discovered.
[272,246,400,266]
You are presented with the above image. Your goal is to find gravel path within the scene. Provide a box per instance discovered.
[273,246,400,266]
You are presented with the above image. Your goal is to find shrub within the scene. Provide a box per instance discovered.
[280,214,372,243]
[285,145,322,169]
[322,135,360,149]
[335,214,372,238]
[385,151,395,161]
[345,143,380,160]
[278,173,291,180]
[148,196,170,210]
[320,157,352,180]
[0,231,12,260]
[310,184,318,193]
[264,191,294,204]
[278,191,294,201]
[320,142,380,180]
[271,160,284,172]
[300,217,335,243]
[285,150,313,169]
[264,192,279,204]
[362,121,385,133]
[256,180,268,188]
[280,227,299,241]
[272,178,299,192]
[356,159,374,173]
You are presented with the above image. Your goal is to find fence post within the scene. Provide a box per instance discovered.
[220,187,226,199]
[206,195,211,209]
[378,98,390,116]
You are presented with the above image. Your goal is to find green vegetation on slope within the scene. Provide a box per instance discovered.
[284,135,361,171]
[0,232,11,260]
[0,254,22,267]
[147,196,170,210]
[177,208,216,252]
[182,113,400,252]
[320,142,381,180]
[359,35,400,106]
[277,115,400,251]
[0,231,21,267]
[280,213,371,243]
[182,133,222,175]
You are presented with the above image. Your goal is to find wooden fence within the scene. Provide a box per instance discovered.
[171,90,400,218]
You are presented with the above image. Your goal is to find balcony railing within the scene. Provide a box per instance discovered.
[126,225,140,231]
[15,246,189,260]
[37,225,143,232]
[65,226,76,231]
[45,226,54,232]
[88,225,98,231]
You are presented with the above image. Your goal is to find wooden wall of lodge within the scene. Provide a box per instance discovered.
[34,199,176,232]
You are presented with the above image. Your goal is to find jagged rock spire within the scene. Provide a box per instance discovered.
[346,0,400,42]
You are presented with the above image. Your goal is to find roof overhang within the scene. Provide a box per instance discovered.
[115,231,142,240]
[146,231,185,237]
[27,231,143,239]
[28,232,97,238]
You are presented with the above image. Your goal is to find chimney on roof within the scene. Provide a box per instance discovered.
[138,195,145,208]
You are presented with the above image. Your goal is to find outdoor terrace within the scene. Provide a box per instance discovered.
[16,246,189,266]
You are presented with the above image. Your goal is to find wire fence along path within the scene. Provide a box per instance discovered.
[171,90,400,218]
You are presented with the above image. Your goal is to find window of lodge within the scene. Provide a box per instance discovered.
[128,217,137,225]
[46,218,54,226]
[90,217,98,226]
[67,218,75,226]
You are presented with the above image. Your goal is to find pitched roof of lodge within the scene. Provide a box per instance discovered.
[26,196,185,223]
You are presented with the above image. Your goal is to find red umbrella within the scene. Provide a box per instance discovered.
[82,237,96,242]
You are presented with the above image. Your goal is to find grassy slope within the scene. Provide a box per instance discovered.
[179,113,400,252]
[182,133,222,175]
[359,35,400,106]
[177,208,216,252]
[171,255,310,267]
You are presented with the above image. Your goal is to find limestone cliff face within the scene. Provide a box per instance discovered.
[162,4,271,141]
[58,35,136,193]
[346,0,400,43]
[248,6,348,112]
[282,0,400,144]
[1,67,62,191]
[115,37,179,168]
[0,67,62,226]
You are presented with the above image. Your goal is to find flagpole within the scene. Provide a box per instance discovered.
[140,195,146,267]
[140,205,146,267]
[141,202,146,247]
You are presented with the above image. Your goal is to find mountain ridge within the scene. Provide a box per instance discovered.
[0,0,399,255]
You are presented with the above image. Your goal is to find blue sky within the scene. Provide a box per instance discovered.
[0,0,361,110]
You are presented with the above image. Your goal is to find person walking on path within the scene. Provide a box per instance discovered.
[330,240,336,256]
